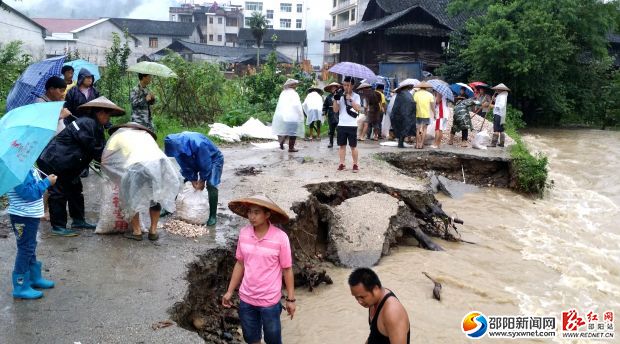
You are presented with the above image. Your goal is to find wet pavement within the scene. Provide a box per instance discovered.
[0,139,511,343]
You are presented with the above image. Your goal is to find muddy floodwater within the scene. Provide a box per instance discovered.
[282,129,620,343]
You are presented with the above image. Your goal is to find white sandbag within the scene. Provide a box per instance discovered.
[95,183,129,234]
[424,123,435,144]
[380,141,414,148]
[208,123,241,142]
[381,114,391,138]
[356,113,367,138]
[472,131,490,150]
[175,183,210,225]
[251,141,281,149]
[234,117,278,140]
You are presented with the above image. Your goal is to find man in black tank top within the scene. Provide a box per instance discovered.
[349,268,411,344]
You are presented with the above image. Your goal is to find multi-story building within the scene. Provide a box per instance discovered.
[326,0,369,63]
[240,1,307,31]
[169,2,243,47]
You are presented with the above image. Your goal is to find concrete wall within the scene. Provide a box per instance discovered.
[0,9,45,59]
[205,15,227,46]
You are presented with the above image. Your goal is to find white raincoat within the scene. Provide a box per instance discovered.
[493,91,508,125]
[271,88,304,137]
[302,91,324,125]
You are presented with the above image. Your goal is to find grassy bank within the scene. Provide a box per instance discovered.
[505,107,550,197]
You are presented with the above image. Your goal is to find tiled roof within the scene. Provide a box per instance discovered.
[154,40,294,64]
[324,6,417,43]
[238,29,307,46]
[33,18,97,34]
[109,18,198,37]
[363,0,471,30]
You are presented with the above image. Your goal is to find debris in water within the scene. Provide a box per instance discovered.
[164,219,208,238]
[422,272,442,301]
[151,320,175,330]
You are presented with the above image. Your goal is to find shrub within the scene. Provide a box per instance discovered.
[0,41,31,112]
[505,106,550,197]
[156,52,225,126]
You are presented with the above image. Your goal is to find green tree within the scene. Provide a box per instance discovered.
[0,41,31,112]
[248,11,268,67]
[98,31,132,111]
[445,0,619,126]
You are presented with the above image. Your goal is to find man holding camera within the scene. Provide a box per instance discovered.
[332,76,362,172]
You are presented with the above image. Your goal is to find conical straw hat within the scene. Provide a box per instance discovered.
[77,96,125,116]
[228,194,290,224]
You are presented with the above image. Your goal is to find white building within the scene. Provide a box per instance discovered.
[169,2,243,47]
[36,18,201,66]
[240,0,307,31]
[326,0,368,63]
[0,3,46,59]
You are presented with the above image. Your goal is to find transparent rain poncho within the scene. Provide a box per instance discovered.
[271,88,305,137]
[101,128,183,219]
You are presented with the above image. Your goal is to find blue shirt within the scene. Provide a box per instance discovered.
[7,169,51,218]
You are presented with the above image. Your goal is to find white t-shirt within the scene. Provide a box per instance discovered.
[493,92,508,118]
[337,92,361,127]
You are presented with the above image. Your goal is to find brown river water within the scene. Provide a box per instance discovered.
[281,129,620,343]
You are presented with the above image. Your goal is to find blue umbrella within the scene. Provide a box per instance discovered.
[329,62,376,82]
[427,79,454,102]
[6,56,66,112]
[0,101,64,196]
[450,83,474,98]
[64,59,101,82]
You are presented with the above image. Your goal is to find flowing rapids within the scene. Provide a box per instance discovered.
[281,129,619,343]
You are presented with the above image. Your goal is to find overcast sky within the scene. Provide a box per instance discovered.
[5,0,332,65]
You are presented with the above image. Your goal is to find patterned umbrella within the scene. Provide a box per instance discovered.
[64,59,101,82]
[6,56,66,112]
[328,62,376,81]
[427,79,454,102]
[0,102,64,195]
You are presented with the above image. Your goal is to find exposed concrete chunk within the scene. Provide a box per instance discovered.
[436,175,480,199]
[330,193,399,267]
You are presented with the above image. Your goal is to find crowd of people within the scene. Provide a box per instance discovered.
[272,76,511,172]
[7,67,224,301]
[6,64,514,343]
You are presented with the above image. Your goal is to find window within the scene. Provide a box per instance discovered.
[297,4,303,13]
[218,17,223,24]
[218,35,222,42]
[267,24,273,29]
[226,33,237,44]
[296,19,302,29]
[333,0,336,8]
[209,17,213,24]
[280,3,292,12]
[209,34,214,41]
[266,9,274,19]
[149,37,158,48]
[280,18,291,28]
[245,2,263,11]
[332,16,336,27]
[245,18,252,27]
[226,17,238,27]
[350,8,355,22]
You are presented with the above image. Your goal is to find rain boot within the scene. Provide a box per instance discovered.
[397,137,405,148]
[498,133,506,147]
[288,137,298,152]
[488,133,498,147]
[206,185,218,226]
[71,219,96,230]
[278,136,286,150]
[12,271,43,299]
[29,261,55,289]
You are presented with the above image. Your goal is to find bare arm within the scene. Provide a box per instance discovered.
[222,260,244,308]
[283,267,296,319]
[383,302,410,344]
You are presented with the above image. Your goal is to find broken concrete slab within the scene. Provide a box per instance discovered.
[436,175,480,199]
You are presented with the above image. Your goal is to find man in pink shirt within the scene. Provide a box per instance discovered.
[223,195,296,344]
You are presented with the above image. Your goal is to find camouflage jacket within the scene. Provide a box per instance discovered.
[130,84,155,130]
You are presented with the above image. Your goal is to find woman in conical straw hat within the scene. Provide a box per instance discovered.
[489,83,511,147]
[222,195,296,343]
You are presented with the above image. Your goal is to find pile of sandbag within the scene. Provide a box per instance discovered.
[208,117,278,142]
